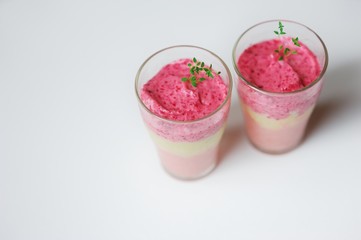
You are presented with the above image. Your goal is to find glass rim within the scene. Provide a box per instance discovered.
[135,45,233,124]
[232,19,329,96]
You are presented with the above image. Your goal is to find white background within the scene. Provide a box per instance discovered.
[1,0,361,239]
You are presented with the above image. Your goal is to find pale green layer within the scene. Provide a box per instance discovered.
[244,105,314,129]
[148,126,225,157]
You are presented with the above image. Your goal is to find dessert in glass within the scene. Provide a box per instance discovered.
[232,20,328,153]
[135,45,232,179]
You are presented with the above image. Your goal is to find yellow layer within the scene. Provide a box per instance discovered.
[244,105,314,129]
[148,126,225,157]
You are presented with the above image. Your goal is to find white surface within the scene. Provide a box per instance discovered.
[1,0,361,239]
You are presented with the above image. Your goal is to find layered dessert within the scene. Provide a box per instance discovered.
[140,58,230,179]
[236,37,322,153]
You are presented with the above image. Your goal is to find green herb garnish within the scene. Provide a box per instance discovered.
[274,21,286,35]
[181,57,221,87]
[274,21,301,60]
[292,37,300,47]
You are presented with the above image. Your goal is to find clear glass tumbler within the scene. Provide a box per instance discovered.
[135,45,232,180]
[232,20,328,153]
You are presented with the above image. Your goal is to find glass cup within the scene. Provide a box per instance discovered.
[135,45,232,180]
[232,20,328,154]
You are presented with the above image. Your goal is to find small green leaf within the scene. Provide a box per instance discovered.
[274,30,279,35]
[217,71,221,75]
[278,21,286,34]
[201,62,204,67]
[279,56,284,61]
[193,57,197,63]
[284,48,290,54]
[190,66,195,75]
[199,77,205,82]
[292,37,300,47]
[181,77,188,82]
[188,63,191,67]
[191,76,197,87]
[210,64,212,69]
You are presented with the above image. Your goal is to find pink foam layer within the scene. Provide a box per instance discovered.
[157,145,219,180]
[141,59,228,121]
[237,38,320,93]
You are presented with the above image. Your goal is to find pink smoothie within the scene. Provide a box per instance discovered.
[236,38,322,153]
[140,58,230,179]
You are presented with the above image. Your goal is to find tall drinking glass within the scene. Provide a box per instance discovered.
[136,45,232,179]
[232,20,328,153]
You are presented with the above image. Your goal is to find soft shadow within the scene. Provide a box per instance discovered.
[218,125,243,163]
[305,60,360,139]
[218,97,244,163]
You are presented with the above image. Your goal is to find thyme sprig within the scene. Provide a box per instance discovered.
[274,21,301,60]
[181,57,221,87]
